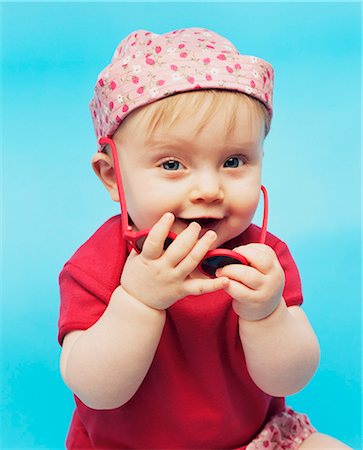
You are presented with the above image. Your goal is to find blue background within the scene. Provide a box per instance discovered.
[1,1,361,448]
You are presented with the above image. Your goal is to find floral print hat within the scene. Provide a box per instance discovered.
[90,27,274,151]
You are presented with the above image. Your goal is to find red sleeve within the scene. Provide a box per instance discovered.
[57,215,127,346]
[58,262,112,345]
[272,240,303,307]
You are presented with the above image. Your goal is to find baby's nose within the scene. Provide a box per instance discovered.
[189,172,224,203]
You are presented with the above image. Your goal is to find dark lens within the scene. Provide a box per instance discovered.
[163,236,174,250]
[136,235,174,252]
[201,255,243,277]
[136,235,147,252]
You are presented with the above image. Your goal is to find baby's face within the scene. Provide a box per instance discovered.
[113,99,265,250]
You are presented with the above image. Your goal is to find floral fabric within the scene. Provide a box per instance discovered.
[247,407,317,449]
[89,27,274,151]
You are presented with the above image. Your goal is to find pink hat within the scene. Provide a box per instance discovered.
[90,27,274,150]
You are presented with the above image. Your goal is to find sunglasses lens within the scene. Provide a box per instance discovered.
[136,235,147,252]
[136,235,174,252]
[163,236,174,250]
[201,255,244,277]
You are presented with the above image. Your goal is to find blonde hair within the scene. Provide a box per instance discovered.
[125,89,270,140]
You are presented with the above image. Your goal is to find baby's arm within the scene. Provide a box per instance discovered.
[60,213,228,410]
[60,286,166,410]
[238,301,320,397]
[216,243,320,397]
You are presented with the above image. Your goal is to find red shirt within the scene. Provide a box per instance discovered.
[58,215,303,449]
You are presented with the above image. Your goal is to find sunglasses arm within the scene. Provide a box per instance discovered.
[260,185,268,245]
[99,137,131,237]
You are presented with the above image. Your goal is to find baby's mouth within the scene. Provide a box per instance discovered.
[179,217,222,229]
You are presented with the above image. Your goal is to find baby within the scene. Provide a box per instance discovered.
[58,28,350,449]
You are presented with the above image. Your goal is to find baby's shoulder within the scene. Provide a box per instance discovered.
[61,215,126,287]
[69,215,122,261]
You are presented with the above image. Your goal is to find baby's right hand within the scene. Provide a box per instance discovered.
[120,212,229,310]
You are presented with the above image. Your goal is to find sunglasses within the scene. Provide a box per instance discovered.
[99,136,269,277]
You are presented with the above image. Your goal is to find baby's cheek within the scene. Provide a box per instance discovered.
[232,204,256,226]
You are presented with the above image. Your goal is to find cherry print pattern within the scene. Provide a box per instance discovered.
[89,27,274,150]
[246,408,316,450]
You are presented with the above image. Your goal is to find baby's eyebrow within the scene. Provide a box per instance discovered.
[147,135,258,152]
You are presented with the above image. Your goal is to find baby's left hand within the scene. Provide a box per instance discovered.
[216,244,285,321]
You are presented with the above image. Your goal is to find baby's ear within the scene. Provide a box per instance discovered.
[91,153,119,202]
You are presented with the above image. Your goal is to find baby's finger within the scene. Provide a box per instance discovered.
[184,276,229,296]
[216,264,263,290]
[141,212,175,260]
[222,278,255,303]
[233,244,276,274]
[164,222,202,266]
[176,230,218,275]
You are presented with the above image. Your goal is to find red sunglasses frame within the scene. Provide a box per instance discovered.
[99,136,268,277]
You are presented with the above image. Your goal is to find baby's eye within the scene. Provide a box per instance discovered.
[224,156,244,168]
[161,159,182,171]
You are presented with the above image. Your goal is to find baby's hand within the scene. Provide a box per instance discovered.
[216,244,285,321]
[120,212,229,310]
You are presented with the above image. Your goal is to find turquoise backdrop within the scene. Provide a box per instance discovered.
[2,2,361,448]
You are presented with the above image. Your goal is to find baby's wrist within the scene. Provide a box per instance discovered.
[237,297,286,324]
[112,285,167,318]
